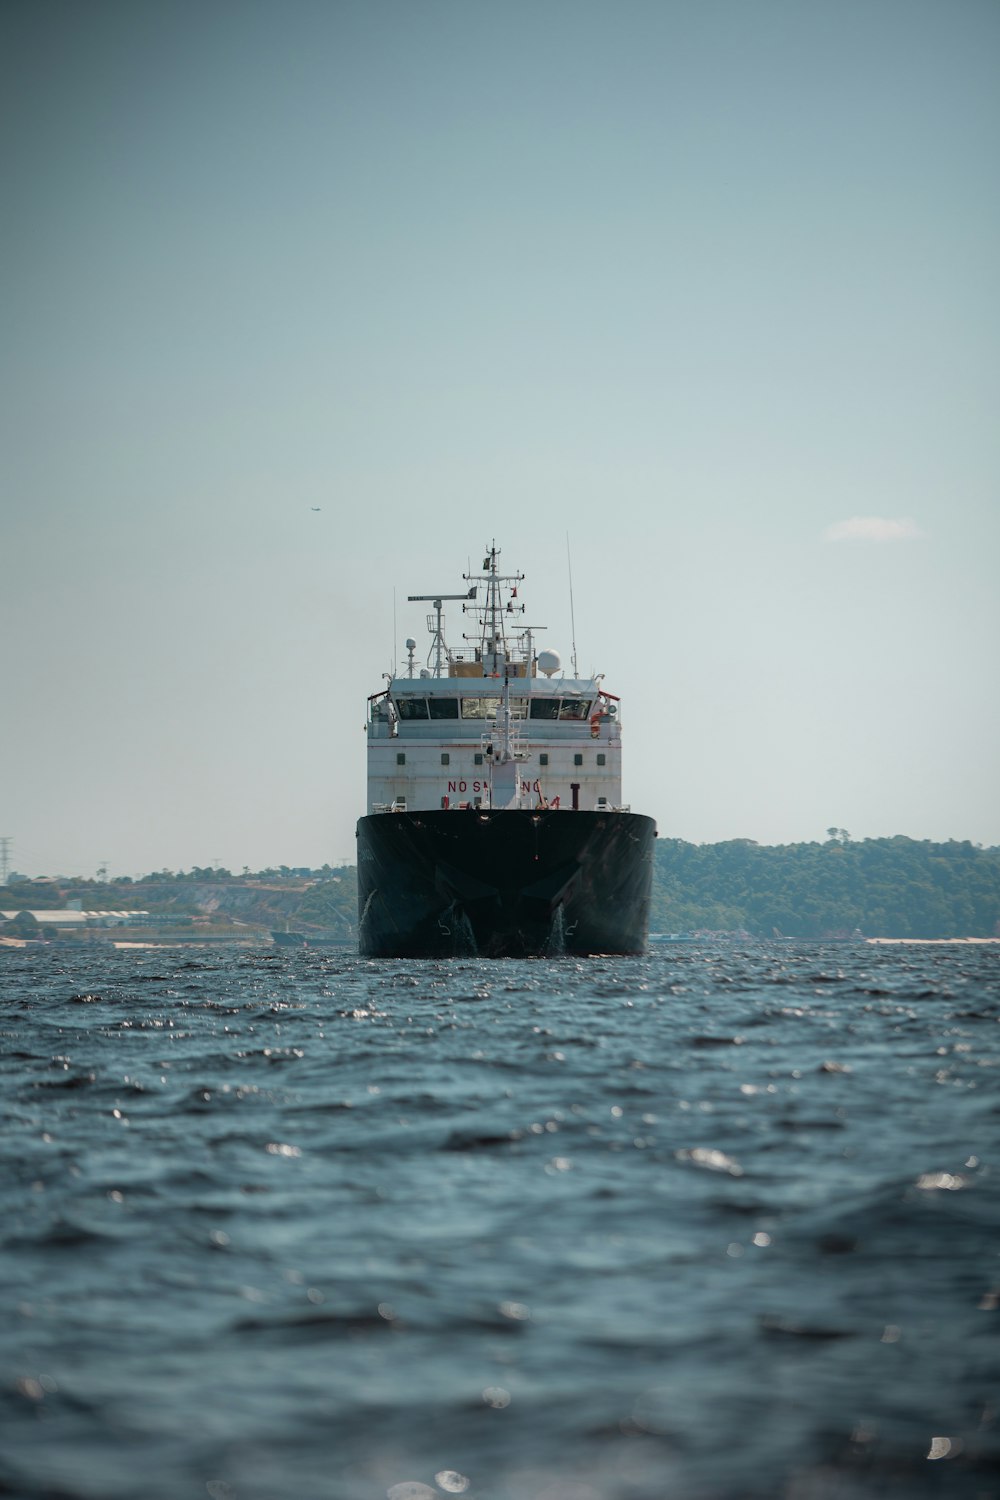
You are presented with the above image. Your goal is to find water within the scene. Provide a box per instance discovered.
[2,942,998,1500]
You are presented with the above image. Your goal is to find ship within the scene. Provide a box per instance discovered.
[356,544,657,957]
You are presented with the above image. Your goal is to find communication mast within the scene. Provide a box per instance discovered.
[462,543,525,673]
[406,588,477,675]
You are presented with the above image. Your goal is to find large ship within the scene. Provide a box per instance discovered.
[356,545,656,957]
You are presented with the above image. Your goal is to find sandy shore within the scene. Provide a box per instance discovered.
[866,936,1000,945]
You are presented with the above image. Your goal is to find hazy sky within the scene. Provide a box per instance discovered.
[2,0,998,878]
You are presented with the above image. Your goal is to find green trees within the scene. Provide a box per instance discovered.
[652,837,1000,938]
[8,845,997,942]
[292,869,357,937]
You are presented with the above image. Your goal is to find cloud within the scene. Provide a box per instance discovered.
[822,516,927,543]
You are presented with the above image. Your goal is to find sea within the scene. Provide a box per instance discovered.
[1,941,998,1500]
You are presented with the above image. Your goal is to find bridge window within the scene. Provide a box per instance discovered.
[395,697,428,720]
[428,697,459,719]
[559,699,592,720]
[461,697,501,719]
[529,698,559,720]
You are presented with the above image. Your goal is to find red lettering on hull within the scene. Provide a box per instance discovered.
[441,780,559,808]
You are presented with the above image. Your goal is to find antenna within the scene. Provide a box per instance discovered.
[408,590,476,674]
[460,545,524,673]
[567,534,578,678]
[518,625,546,685]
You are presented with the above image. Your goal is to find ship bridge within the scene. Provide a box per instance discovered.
[366,544,625,814]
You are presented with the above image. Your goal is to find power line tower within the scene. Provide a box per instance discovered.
[0,837,11,886]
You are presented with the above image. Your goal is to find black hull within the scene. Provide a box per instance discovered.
[356,809,656,958]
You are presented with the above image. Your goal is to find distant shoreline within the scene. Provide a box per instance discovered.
[4,934,1000,952]
[866,936,1000,945]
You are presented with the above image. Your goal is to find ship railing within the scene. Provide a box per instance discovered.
[447,646,535,670]
[482,717,529,761]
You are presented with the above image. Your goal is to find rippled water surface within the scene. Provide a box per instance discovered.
[2,942,998,1500]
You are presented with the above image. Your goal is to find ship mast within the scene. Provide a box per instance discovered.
[463,542,524,676]
[456,544,528,808]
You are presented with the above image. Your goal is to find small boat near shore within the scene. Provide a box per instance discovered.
[270,930,346,948]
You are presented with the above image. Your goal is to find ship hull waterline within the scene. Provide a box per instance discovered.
[356,808,656,958]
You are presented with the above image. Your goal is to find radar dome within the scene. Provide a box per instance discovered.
[405,638,417,651]
[537,650,561,678]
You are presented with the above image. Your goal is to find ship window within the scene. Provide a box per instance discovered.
[428,697,459,719]
[559,698,592,720]
[574,753,583,766]
[395,697,428,720]
[396,752,406,765]
[461,696,501,719]
[539,753,549,766]
[441,753,450,765]
[529,698,560,720]
[474,753,483,765]
[596,752,606,766]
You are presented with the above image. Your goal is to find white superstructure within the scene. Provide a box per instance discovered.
[366,545,626,816]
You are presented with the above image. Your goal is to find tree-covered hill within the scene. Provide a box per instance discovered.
[651,836,1000,939]
[1,867,358,940]
[5,838,999,942]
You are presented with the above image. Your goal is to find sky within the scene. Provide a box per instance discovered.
[2,0,998,878]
